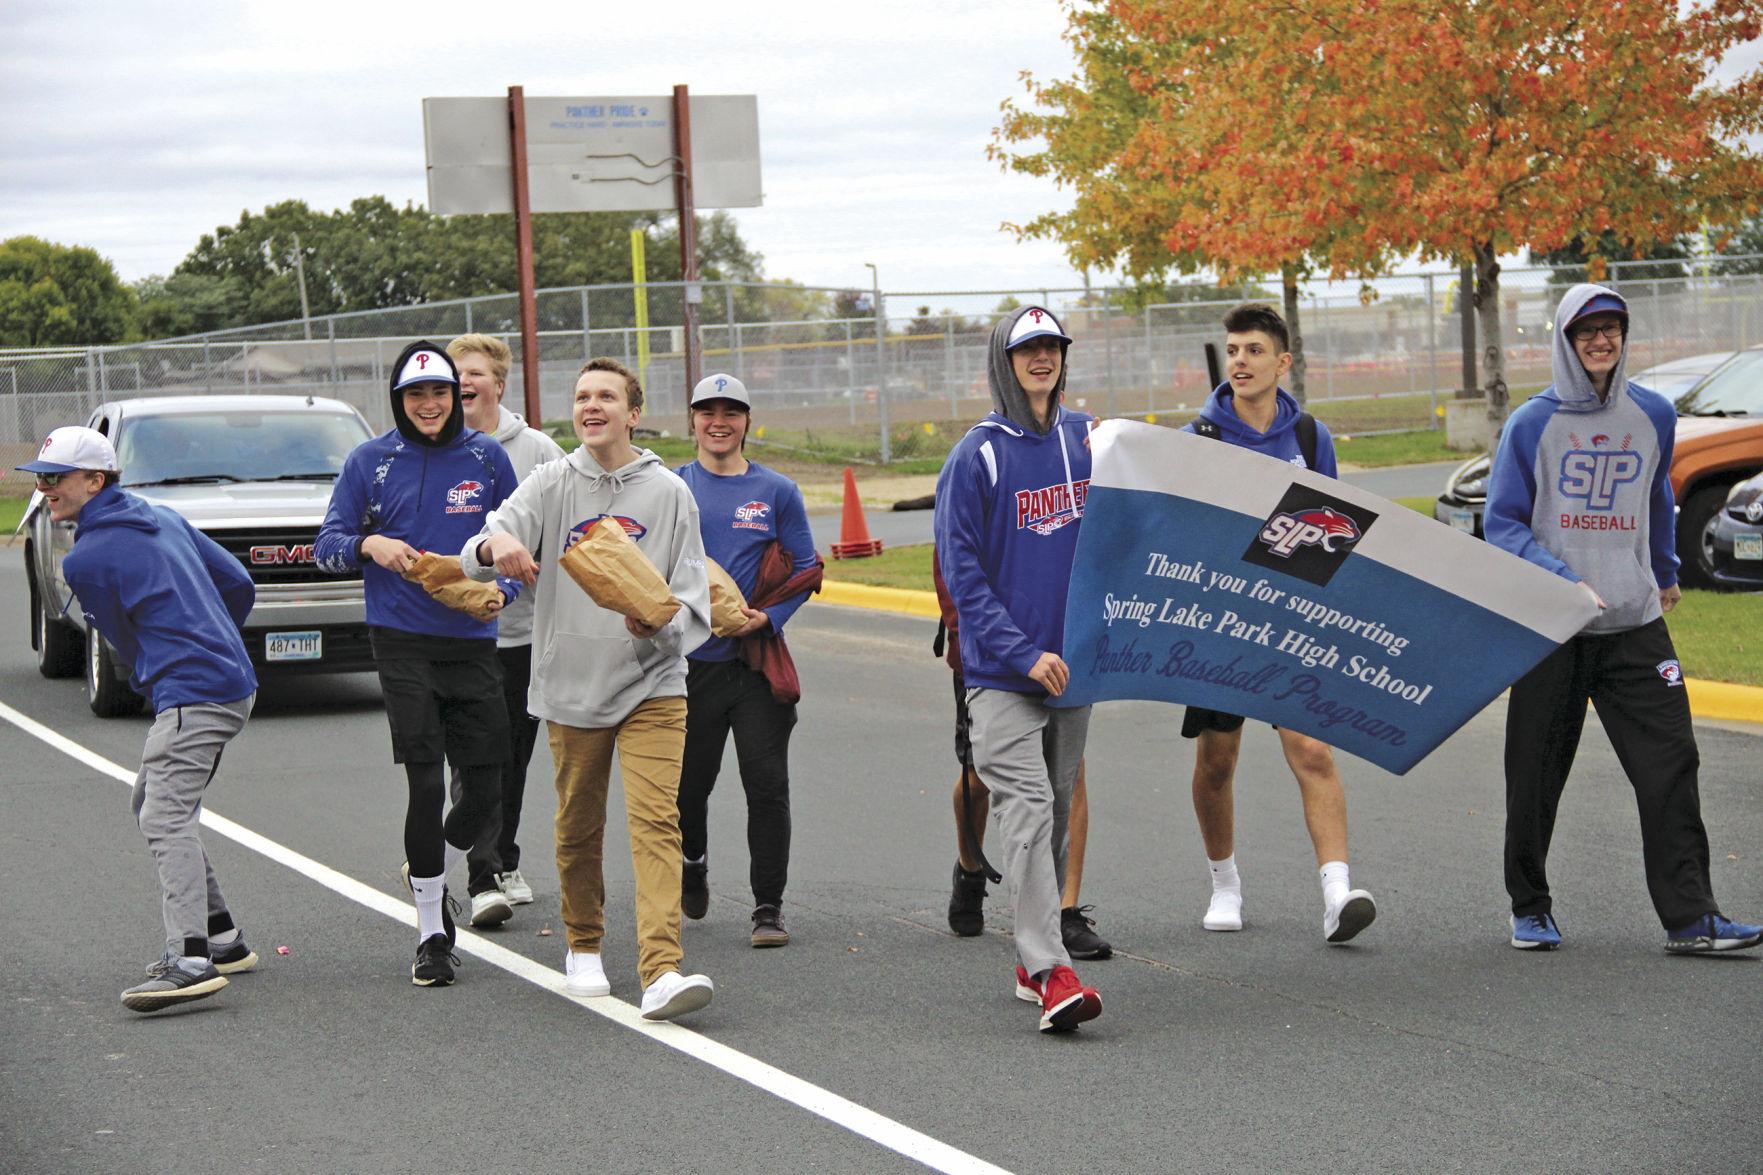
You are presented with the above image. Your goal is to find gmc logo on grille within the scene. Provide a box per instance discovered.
[249,544,316,566]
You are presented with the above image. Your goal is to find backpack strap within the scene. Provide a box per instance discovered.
[1296,412,1319,470]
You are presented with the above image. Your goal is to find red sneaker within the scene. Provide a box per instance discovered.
[1013,965,1042,1004]
[1038,964,1101,1033]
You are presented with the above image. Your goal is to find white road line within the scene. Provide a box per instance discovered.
[1,699,1012,1175]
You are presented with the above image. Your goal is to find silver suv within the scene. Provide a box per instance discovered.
[21,394,375,716]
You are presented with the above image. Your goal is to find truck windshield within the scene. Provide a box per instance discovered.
[1675,350,1763,417]
[117,412,371,487]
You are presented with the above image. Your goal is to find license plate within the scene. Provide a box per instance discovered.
[1736,533,1763,561]
[266,630,322,662]
[1449,508,1476,533]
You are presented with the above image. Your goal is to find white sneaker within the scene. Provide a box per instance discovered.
[564,950,611,997]
[498,869,534,905]
[639,969,714,1021]
[470,888,513,928]
[1203,889,1244,932]
[1324,889,1377,944]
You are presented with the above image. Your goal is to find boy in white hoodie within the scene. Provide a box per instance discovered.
[447,333,565,927]
[464,357,716,1020]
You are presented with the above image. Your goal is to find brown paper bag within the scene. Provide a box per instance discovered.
[704,557,750,637]
[558,517,682,628]
[402,551,505,623]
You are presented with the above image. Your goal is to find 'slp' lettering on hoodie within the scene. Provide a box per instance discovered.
[1015,478,1090,534]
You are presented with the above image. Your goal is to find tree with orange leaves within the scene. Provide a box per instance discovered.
[994,1,1763,428]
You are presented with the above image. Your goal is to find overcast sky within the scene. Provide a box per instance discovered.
[1,0,1086,297]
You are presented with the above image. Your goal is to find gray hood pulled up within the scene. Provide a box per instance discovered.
[1550,283,1630,411]
[986,305,1069,436]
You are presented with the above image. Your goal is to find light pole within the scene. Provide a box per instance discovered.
[865,262,890,464]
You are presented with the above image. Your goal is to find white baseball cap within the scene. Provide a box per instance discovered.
[1006,306,1072,350]
[690,372,751,409]
[16,425,118,474]
[392,346,459,392]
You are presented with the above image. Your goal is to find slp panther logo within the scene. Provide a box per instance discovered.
[732,500,771,532]
[1560,432,1641,511]
[445,480,485,513]
[1014,478,1090,535]
[1658,659,1684,687]
[1258,508,1361,557]
[1242,486,1379,588]
[565,514,648,552]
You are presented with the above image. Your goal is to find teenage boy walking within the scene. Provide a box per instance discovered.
[1487,284,1760,955]
[934,305,1102,1034]
[22,427,259,1012]
[466,358,716,1020]
[1180,303,1377,945]
[316,341,520,988]
[675,373,820,947]
[448,333,566,927]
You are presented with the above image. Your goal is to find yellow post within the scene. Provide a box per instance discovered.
[630,228,651,387]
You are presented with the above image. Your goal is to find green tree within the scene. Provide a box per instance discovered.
[0,236,137,346]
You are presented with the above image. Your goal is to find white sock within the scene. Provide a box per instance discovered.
[177,954,211,974]
[1320,860,1350,908]
[443,841,466,875]
[410,873,447,941]
[210,927,241,948]
[1208,854,1241,894]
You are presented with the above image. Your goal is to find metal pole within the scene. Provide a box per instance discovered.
[945,312,957,419]
[866,263,889,464]
[845,319,856,425]
[725,282,740,380]
[1425,274,1438,426]
[292,232,313,342]
[672,84,703,391]
[508,85,543,425]
[580,289,591,362]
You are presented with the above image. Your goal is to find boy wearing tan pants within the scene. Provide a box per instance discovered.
[467,358,716,1020]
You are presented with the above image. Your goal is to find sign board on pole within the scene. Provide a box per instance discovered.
[424,95,762,214]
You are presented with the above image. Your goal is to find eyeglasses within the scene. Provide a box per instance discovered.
[1570,321,1624,342]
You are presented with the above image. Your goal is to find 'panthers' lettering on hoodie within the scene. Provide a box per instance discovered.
[1485,283,1679,634]
[934,305,1094,694]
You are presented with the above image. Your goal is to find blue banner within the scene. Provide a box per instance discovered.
[1055,422,1598,774]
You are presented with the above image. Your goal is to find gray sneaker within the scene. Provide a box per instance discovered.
[123,956,227,1012]
[751,905,790,948]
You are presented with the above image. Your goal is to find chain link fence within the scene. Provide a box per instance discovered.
[7,258,1763,491]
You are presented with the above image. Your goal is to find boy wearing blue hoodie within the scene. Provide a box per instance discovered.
[1487,285,1760,954]
[316,341,521,987]
[21,426,259,1012]
[934,305,1102,1034]
[1180,304,1378,945]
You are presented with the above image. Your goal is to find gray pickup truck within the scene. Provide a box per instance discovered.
[21,394,376,715]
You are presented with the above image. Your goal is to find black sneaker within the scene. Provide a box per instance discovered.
[122,956,228,1012]
[1061,905,1113,960]
[401,861,459,947]
[412,935,457,987]
[210,936,259,974]
[682,858,710,921]
[751,904,790,948]
[948,863,988,937]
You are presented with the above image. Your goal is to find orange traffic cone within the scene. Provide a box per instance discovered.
[830,467,885,559]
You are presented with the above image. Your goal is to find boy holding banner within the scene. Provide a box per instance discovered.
[1487,285,1760,954]
[1180,304,1378,945]
[934,305,1103,1034]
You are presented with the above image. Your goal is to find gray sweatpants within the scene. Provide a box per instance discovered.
[131,695,254,958]
[966,687,1091,979]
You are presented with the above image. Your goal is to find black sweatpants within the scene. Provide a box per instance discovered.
[1504,617,1716,929]
[448,643,542,895]
[678,658,797,909]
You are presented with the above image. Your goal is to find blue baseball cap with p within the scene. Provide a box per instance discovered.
[16,426,118,475]
[1566,292,1628,329]
[1006,306,1073,350]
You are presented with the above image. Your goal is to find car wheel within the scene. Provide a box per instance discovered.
[1676,484,1731,591]
[86,621,145,717]
[33,576,84,679]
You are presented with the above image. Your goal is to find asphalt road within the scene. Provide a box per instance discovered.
[3,564,1760,1175]
[810,461,1466,551]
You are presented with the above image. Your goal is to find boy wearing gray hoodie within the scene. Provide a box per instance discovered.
[465,357,717,1020]
[448,333,566,927]
[1486,284,1760,955]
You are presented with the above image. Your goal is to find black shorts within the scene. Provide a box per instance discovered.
[372,629,509,767]
[1181,705,1247,739]
[952,672,973,769]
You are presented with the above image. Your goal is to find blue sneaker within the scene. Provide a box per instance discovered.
[1665,913,1763,954]
[1510,913,1562,950]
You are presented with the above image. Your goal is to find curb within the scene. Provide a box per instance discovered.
[816,579,1763,725]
